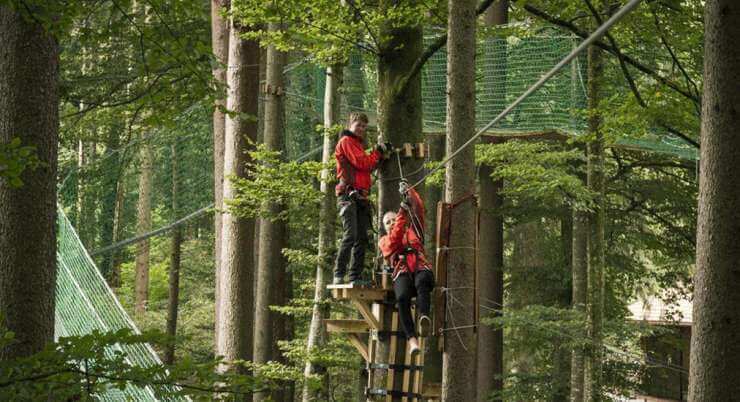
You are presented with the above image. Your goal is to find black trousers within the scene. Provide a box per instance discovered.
[334,194,372,281]
[394,270,434,339]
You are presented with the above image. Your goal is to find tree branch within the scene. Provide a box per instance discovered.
[396,0,497,97]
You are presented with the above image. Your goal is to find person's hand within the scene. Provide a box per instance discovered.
[375,142,388,154]
[399,181,411,210]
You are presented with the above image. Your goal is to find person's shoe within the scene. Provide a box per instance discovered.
[332,276,344,285]
[408,337,420,355]
[349,278,370,287]
[418,315,431,337]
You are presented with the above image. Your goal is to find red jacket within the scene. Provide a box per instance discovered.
[335,130,381,196]
[379,189,431,279]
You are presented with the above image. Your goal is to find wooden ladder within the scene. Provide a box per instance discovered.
[325,282,441,401]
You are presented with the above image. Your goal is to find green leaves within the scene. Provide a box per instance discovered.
[227,143,323,221]
[476,140,594,210]
[0,138,41,188]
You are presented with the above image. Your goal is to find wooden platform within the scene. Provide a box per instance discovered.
[327,283,391,301]
[326,282,440,401]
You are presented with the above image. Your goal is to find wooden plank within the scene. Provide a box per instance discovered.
[402,143,413,157]
[347,333,369,362]
[422,382,442,400]
[386,312,399,402]
[434,202,451,350]
[325,319,370,334]
[352,299,381,330]
[415,143,426,159]
[401,336,412,402]
[412,336,425,402]
[328,284,389,301]
[367,330,377,400]
[474,208,480,333]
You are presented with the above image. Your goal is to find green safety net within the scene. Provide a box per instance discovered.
[52,33,697,400]
[56,207,188,401]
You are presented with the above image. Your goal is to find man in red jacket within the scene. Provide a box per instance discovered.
[379,184,434,354]
[333,112,387,285]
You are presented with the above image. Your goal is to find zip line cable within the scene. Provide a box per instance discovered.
[406,0,645,192]
[90,144,323,255]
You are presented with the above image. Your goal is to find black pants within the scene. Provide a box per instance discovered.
[334,195,372,282]
[394,270,434,339]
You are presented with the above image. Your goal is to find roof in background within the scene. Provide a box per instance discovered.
[628,294,693,327]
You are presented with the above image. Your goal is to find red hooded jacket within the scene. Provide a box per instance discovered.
[335,130,381,196]
[379,188,431,279]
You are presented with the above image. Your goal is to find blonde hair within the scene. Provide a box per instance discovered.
[348,112,369,127]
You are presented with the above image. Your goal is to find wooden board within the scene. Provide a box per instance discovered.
[422,382,441,401]
[386,312,399,402]
[434,202,451,350]
[347,334,369,362]
[412,336,425,402]
[325,319,370,334]
[327,284,389,301]
[352,299,382,330]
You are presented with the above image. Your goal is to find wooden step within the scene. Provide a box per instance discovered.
[324,319,370,334]
[422,382,441,400]
[327,283,389,301]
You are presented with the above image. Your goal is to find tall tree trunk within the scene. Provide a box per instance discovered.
[570,201,588,402]
[552,211,573,402]
[110,175,126,288]
[374,0,424,393]
[689,1,740,399]
[99,126,122,281]
[301,64,341,402]
[0,5,59,359]
[211,0,229,354]
[215,9,259,386]
[254,23,287,402]
[165,144,182,365]
[442,0,478,400]
[134,141,153,315]
[477,3,507,401]
[584,43,605,402]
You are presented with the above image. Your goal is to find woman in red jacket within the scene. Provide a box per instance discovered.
[379,185,434,354]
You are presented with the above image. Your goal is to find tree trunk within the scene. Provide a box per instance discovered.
[110,175,126,288]
[442,0,478,400]
[254,23,288,402]
[570,203,588,402]
[584,43,605,402]
[689,1,740,399]
[99,127,122,281]
[302,64,341,402]
[215,9,259,386]
[165,144,182,365]
[551,211,573,402]
[477,3,507,401]
[374,0,424,393]
[134,141,153,315]
[0,5,59,359]
[211,0,229,354]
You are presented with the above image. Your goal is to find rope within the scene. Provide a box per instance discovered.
[406,0,645,192]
